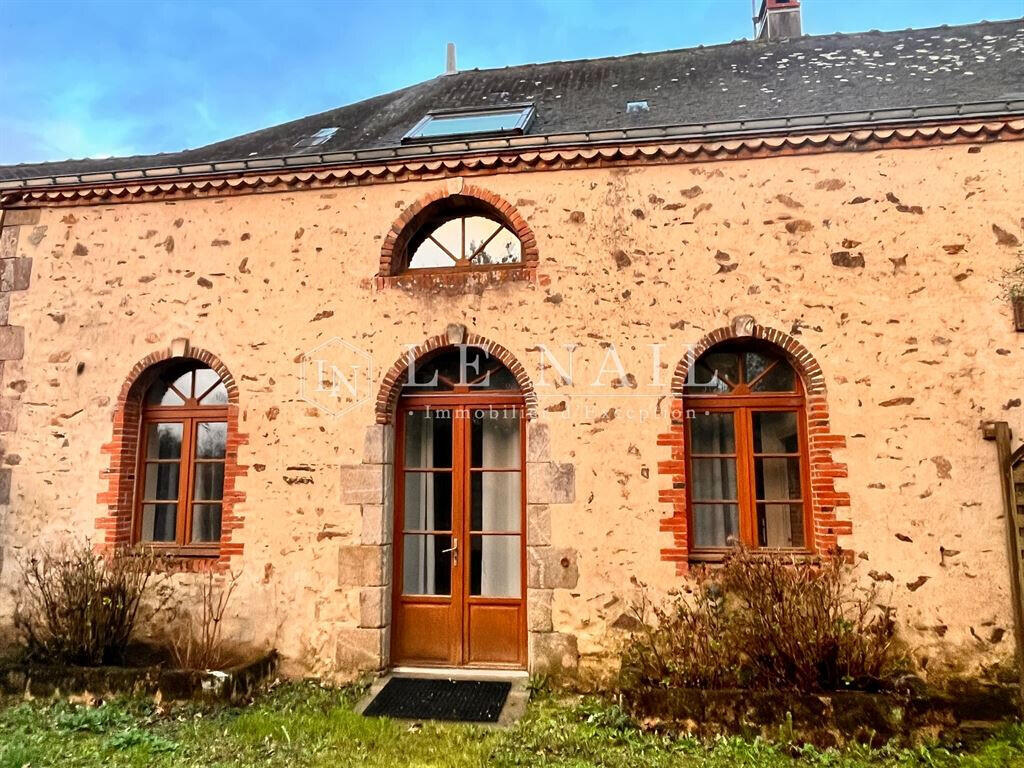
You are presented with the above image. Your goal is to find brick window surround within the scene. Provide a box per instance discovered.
[657,320,851,573]
[376,180,539,290]
[97,342,247,569]
[375,326,539,424]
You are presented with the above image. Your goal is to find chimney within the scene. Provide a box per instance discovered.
[754,0,802,41]
[445,42,457,75]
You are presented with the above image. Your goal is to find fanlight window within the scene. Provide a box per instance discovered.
[684,345,809,554]
[408,215,522,270]
[402,346,520,393]
[136,361,228,551]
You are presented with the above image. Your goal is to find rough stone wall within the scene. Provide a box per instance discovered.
[0,139,1021,681]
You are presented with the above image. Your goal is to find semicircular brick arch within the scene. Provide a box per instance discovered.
[670,322,826,397]
[658,322,850,572]
[375,333,538,424]
[97,343,247,568]
[378,182,540,277]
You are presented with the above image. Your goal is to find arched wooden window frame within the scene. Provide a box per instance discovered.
[682,341,815,557]
[377,185,539,290]
[97,346,247,566]
[132,362,230,555]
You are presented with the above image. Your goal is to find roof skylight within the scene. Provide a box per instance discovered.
[293,127,339,150]
[403,106,535,143]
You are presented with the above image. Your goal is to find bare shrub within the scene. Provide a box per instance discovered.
[170,569,240,670]
[14,541,167,665]
[620,547,908,699]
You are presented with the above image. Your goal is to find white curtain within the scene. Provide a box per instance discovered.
[479,411,520,597]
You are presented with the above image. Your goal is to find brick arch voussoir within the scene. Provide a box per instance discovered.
[378,184,540,277]
[375,334,538,424]
[670,323,826,400]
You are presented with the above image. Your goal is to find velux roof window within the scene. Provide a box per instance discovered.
[402,105,535,143]
[292,127,338,150]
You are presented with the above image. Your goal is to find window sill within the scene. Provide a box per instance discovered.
[376,264,536,292]
[688,549,818,566]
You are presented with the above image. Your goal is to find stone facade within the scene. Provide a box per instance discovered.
[0,136,1021,683]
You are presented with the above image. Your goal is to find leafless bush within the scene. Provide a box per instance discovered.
[620,547,908,699]
[170,569,240,670]
[14,541,167,665]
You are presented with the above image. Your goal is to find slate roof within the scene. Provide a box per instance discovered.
[2,18,1022,184]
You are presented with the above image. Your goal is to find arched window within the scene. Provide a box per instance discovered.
[134,360,229,551]
[683,343,811,554]
[400,196,522,271]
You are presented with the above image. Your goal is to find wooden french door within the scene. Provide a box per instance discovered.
[392,396,527,668]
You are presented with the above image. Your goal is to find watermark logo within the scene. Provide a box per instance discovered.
[298,337,374,417]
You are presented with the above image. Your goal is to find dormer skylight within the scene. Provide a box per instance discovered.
[402,105,535,143]
[292,127,338,150]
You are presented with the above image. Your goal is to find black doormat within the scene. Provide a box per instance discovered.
[363,677,512,723]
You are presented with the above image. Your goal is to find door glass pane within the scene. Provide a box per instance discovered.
[470,472,521,531]
[758,503,805,548]
[692,503,739,549]
[141,503,177,542]
[697,352,740,391]
[403,472,453,531]
[196,422,227,458]
[145,423,182,459]
[755,457,803,500]
[744,352,773,386]
[146,381,186,406]
[192,503,222,542]
[403,534,452,595]
[752,411,799,453]
[470,535,521,597]
[471,408,520,467]
[690,458,738,501]
[143,462,180,501]
[193,368,221,400]
[689,412,735,454]
[193,463,225,501]
[404,410,453,468]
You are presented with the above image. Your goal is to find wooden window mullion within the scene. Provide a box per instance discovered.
[735,408,757,548]
[177,418,196,547]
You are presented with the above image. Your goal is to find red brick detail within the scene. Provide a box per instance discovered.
[375,334,538,424]
[96,346,248,570]
[377,184,539,289]
[658,324,851,574]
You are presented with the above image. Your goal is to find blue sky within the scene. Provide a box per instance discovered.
[1,0,1021,165]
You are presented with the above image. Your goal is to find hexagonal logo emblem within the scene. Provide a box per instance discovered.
[298,337,374,417]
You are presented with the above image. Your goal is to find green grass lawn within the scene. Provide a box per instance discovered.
[1,682,1023,768]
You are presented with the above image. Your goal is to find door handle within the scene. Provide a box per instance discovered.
[442,537,458,564]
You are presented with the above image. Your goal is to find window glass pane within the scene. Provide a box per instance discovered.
[196,422,227,459]
[689,412,735,454]
[690,353,738,393]
[409,237,456,269]
[758,503,805,548]
[752,411,800,453]
[146,380,186,405]
[469,223,522,265]
[471,409,520,467]
[692,503,739,549]
[141,503,177,542]
[416,110,525,138]
[404,410,453,467]
[193,463,225,502]
[143,462,180,501]
[755,457,803,500]
[751,360,796,392]
[431,217,463,258]
[403,472,453,531]
[470,472,521,531]
[470,535,521,597]
[690,457,738,501]
[199,381,229,404]
[403,534,452,595]
[744,352,773,385]
[145,423,182,459]
[193,368,220,400]
[192,503,222,542]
